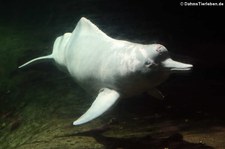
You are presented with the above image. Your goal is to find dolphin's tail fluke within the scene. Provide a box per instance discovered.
[18,54,53,68]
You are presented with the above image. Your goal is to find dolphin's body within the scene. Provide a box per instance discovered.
[19,17,193,125]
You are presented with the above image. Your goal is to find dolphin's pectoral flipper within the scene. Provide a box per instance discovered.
[147,88,164,100]
[73,88,120,125]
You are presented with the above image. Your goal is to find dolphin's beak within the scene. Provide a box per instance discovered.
[162,58,193,71]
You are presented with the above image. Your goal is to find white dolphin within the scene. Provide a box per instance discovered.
[19,17,193,125]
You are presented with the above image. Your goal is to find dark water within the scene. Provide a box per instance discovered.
[0,0,225,148]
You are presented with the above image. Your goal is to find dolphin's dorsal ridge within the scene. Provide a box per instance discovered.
[72,17,109,40]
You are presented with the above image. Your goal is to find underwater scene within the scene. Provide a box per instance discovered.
[0,0,224,148]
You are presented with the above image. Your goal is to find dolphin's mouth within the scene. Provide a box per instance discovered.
[171,66,193,71]
[162,58,193,71]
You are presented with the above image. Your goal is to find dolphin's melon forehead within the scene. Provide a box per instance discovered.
[146,44,167,51]
[145,44,168,55]
[156,44,167,52]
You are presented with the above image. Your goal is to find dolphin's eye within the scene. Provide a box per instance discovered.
[156,48,162,55]
[156,48,161,52]
[145,61,151,65]
[144,59,155,67]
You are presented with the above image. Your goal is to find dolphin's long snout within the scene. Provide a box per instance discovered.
[162,58,193,71]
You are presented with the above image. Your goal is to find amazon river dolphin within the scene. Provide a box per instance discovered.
[19,17,193,125]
